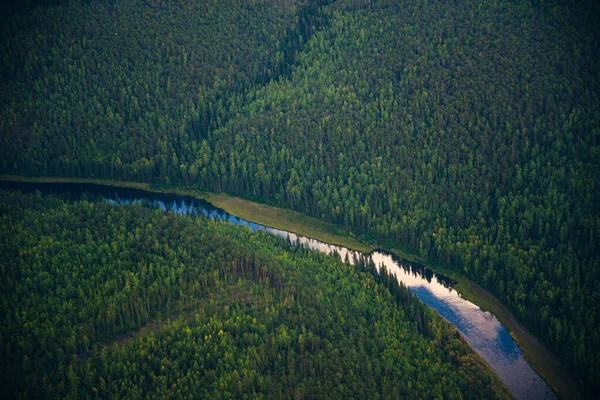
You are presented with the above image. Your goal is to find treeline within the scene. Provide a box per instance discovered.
[1,0,599,393]
[0,189,509,399]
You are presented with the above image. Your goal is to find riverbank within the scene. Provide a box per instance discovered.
[426,261,579,399]
[0,174,580,398]
[0,175,374,253]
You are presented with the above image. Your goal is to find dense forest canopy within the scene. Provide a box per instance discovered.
[1,0,599,394]
[0,190,510,399]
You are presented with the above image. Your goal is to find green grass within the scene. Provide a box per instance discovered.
[0,174,580,398]
[204,191,375,253]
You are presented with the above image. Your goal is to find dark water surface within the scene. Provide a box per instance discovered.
[1,181,556,399]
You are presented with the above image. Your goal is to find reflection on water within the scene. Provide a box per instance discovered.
[1,181,556,399]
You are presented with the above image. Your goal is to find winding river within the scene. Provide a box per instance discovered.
[1,181,556,399]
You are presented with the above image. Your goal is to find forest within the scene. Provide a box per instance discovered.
[0,0,599,395]
[0,189,509,398]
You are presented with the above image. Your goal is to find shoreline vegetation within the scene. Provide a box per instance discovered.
[0,174,581,399]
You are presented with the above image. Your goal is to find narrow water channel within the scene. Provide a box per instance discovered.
[0,181,556,399]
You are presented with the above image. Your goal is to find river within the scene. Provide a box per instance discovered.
[0,181,556,399]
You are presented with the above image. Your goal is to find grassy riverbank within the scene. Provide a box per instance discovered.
[0,174,580,398]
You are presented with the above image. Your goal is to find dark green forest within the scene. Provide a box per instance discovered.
[0,190,509,398]
[1,0,599,394]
